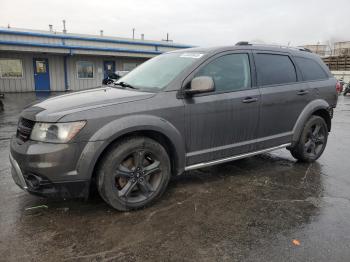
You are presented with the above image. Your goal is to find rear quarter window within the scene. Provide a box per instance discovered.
[255,53,297,86]
[295,57,328,81]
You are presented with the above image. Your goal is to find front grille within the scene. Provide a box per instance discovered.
[16,117,35,142]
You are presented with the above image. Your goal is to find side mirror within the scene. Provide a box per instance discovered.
[184,76,215,96]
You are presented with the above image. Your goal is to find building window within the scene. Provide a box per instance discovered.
[0,59,23,78]
[35,60,47,73]
[77,61,94,79]
[123,62,138,71]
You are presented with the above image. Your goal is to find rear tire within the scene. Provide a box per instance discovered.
[290,116,328,162]
[97,136,171,211]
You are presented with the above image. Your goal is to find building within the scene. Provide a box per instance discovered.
[300,41,350,82]
[0,27,192,92]
[301,44,327,57]
[333,41,350,56]
[320,41,350,82]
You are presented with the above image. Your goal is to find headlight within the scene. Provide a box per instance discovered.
[30,121,86,143]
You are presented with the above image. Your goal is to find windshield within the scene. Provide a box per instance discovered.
[116,52,205,91]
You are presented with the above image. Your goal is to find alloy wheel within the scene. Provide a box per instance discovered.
[114,150,162,203]
[304,123,326,158]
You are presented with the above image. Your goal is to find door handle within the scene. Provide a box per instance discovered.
[242,97,258,103]
[297,90,309,95]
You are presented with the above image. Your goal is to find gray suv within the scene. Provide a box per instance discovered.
[10,43,337,211]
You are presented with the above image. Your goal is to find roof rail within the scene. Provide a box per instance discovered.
[235,41,251,46]
[234,41,313,53]
[297,47,312,53]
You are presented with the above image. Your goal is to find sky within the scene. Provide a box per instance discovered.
[1,0,350,47]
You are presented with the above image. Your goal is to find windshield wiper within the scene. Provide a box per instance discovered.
[114,81,138,89]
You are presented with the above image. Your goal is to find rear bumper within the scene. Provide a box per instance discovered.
[328,107,334,119]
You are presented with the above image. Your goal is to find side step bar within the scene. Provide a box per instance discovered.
[184,143,291,171]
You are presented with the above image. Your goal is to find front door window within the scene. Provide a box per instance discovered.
[194,54,251,93]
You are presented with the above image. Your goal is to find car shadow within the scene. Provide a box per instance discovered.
[8,151,325,261]
[17,150,323,218]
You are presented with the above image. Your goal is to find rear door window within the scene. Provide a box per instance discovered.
[255,53,297,86]
[294,57,328,81]
[195,53,251,93]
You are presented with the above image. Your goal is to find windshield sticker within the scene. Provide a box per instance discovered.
[180,53,204,59]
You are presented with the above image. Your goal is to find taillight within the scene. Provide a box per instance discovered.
[336,81,341,93]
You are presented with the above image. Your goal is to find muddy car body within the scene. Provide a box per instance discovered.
[10,43,337,210]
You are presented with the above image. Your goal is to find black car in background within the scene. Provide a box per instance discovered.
[102,71,129,85]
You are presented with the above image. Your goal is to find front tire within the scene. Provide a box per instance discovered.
[290,116,328,162]
[97,136,171,211]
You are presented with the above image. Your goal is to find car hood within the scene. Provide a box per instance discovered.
[21,87,156,122]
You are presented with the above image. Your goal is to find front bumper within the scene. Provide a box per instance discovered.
[9,153,28,190]
[9,136,94,199]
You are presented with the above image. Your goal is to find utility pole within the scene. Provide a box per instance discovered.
[162,33,173,42]
[62,19,67,34]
